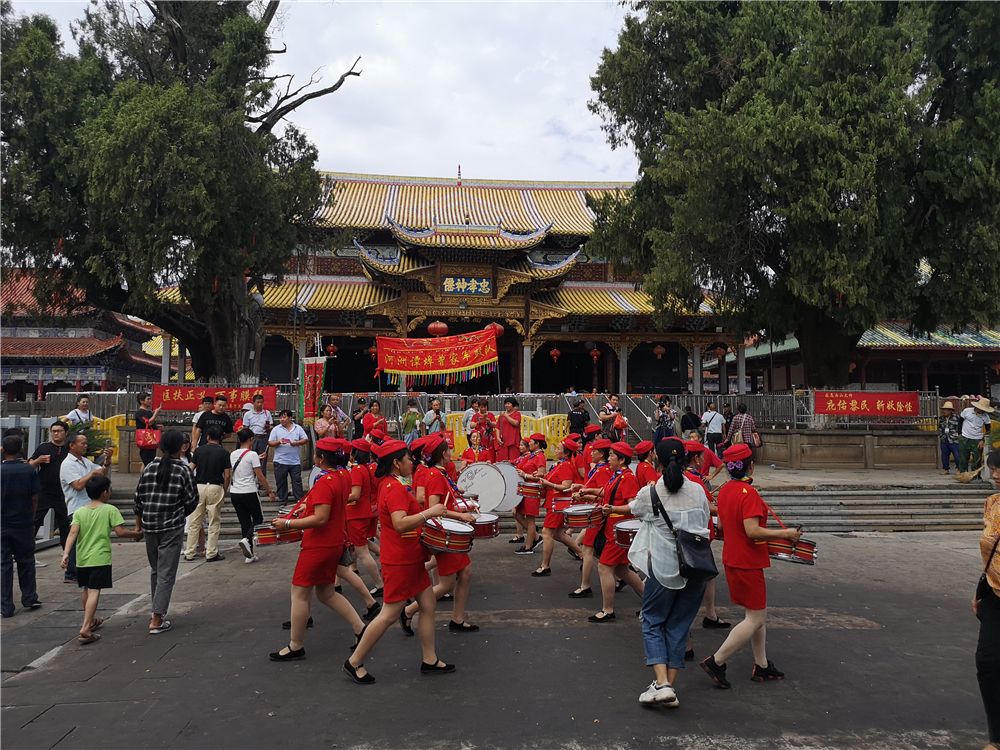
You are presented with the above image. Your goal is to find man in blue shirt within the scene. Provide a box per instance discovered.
[1,435,42,617]
[268,410,309,503]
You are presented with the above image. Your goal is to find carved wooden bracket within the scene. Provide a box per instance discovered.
[505,318,526,337]
[407,316,426,333]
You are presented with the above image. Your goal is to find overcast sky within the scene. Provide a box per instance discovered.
[12,0,640,183]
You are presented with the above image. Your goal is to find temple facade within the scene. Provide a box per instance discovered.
[252,171,738,395]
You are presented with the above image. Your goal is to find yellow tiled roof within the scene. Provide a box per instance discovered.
[356,243,433,275]
[534,285,657,315]
[317,172,628,237]
[505,251,579,281]
[142,336,179,358]
[157,279,399,312]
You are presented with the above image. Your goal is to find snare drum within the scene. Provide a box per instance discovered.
[279,505,301,518]
[518,482,544,501]
[421,518,474,554]
[254,524,278,546]
[564,503,603,529]
[614,519,642,549]
[472,512,500,539]
[277,528,303,544]
[767,537,817,565]
[551,496,573,513]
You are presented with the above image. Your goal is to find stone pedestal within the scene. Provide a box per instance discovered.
[760,428,936,470]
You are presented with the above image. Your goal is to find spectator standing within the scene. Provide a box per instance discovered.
[700,402,727,457]
[496,397,522,463]
[134,392,162,467]
[269,411,310,504]
[568,399,591,434]
[461,400,476,438]
[314,404,337,438]
[654,399,678,443]
[686,431,726,489]
[470,398,497,452]
[65,395,92,425]
[28,421,71,560]
[242,393,273,476]
[960,399,995,473]
[61,476,142,643]
[721,404,735,443]
[351,397,369,441]
[191,394,234,448]
[973,450,1000,750]
[134,430,200,634]
[424,398,446,435]
[325,395,350,437]
[59,435,111,585]
[232,429,276,564]
[401,399,422,446]
[728,404,760,459]
[939,401,961,475]
[190,397,214,445]
[680,406,701,435]
[1,435,42,618]
[362,399,388,440]
[185,427,231,562]
[599,393,624,440]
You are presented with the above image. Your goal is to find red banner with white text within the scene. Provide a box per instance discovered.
[152,385,277,411]
[377,328,498,387]
[814,391,920,416]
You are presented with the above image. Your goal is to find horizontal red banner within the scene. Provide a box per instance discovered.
[377,328,497,376]
[815,391,919,416]
[152,385,277,411]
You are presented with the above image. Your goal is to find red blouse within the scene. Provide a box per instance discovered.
[378,476,425,565]
[347,463,372,520]
[301,469,348,549]
[718,479,770,570]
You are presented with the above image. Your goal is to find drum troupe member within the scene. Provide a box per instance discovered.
[508,438,533,545]
[401,435,478,632]
[634,441,658,487]
[459,429,493,468]
[495,397,522,463]
[513,434,548,555]
[684,441,730,630]
[270,438,368,662]
[531,439,584,577]
[630,438,712,706]
[346,440,458,684]
[591,442,645,622]
[349,439,383,596]
[569,438,612,598]
[701,443,801,688]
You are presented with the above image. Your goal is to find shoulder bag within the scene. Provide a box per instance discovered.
[592,475,625,557]
[976,536,1000,602]
[135,412,161,449]
[650,485,718,582]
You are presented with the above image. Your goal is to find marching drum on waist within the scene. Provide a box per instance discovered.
[613,519,642,549]
[766,537,818,565]
[421,518,475,554]
[564,503,603,529]
[472,512,500,539]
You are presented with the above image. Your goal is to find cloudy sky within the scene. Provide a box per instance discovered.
[12,1,640,183]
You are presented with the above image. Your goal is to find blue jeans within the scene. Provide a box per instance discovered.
[941,441,960,470]
[1,525,39,616]
[640,567,707,669]
[404,429,420,447]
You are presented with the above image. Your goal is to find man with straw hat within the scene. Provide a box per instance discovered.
[939,400,961,475]
[959,398,995,474]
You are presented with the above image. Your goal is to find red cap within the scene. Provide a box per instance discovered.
[584,425,601,435]
[567,432,581,441]
[410,436,428,452]
[610,441,633,457]
[350,438,371,453]
[529,432,546,442]
[372,439,408,458]
[562,439,580,452]
[722,443,753,462]
[423,434,446,454]
[316,437,348,452]
[370,428,386,441]
[635,440,655,454]
[683,440,706,453]
[591,438,612,450]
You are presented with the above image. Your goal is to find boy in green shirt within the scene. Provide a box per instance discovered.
[61,476,143,644]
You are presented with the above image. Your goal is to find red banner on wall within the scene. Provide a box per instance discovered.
[377,328,498,387]
[814,391,920,416]
[151,385,277,411]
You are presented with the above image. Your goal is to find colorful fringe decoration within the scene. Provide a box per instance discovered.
[377,327,498,388]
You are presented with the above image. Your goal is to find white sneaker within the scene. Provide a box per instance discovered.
[639,680,678,705]
[244,555,259,564]
[238,538,253,559]
[35,558,47,568]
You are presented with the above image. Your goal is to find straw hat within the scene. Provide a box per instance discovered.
[972,397,995,413]
[941,401,955,410]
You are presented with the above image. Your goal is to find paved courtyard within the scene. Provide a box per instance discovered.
[1,528,990,749]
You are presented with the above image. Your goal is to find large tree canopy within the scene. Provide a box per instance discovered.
[1,1,359,382]
[588,1,1000,387]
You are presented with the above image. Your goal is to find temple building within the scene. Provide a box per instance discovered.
[250,171,736,395]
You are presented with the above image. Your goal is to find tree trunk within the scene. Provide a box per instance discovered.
[187,277,265,384]
[795,307,862,389]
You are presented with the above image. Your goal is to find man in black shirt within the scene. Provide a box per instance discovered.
[567,399,590,433]
[352,397,368,441]
[680,406,701,434]
[191,394,234,448]
[28,421,71,554]
[185,427,231,562]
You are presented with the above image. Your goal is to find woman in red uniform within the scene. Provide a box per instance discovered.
[700,444,801,688]
[411,437,431,506]
[582,424,602,468]
[513,434,548,555]
[531,439,584,577]
[365,442,382,557]
[590,442,645,622]
[270,438,368,662]
[683,441,729,632]
[349,440,383,597]
[459,430,493,469]
[508,439,533,545]
[402,436,478,632]
[566,433,588,481]
[569,438,612,598]
[346,440,459,684]
[635,441,658,487]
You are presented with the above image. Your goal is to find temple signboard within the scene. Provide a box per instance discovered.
[442,277,491,295]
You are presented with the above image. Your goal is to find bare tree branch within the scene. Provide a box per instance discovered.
[254,56,361,135]
[261,0,280,29]
[266,43,287,55]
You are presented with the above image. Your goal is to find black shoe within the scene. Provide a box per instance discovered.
[440,593,453,601]
[282,616,314,630]
[751,660,785,682]
[567,548,583,561]
[206,554,225,562]
[509,536,525,545]
[700,654,731,689]
[530,567,551,577]
[531,537,543,550]
[26,601,42,610]
[363,601,382,622]
[702,616,731,629]
[400,610,414,636]
[351,624,368,652]
[448,620,479,632]
[685,649,695,662]
[420,660,456,674]
[269,646,305,661]
[513,546,534,555]
[588,611,616,623]
[568,587,593,598]
[344,659,376,684]
[369,587,384,598]
[615,579,627,592]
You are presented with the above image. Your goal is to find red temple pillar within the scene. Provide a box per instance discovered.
[37,380,45,401]
[75,380,83,392]
[101,380,109,391]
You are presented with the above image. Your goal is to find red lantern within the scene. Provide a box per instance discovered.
[489,322,505,338]
[550,346,561,363]
[428,321,449,337]
[714,346,727,360]
[325,343,338,357]
[591,348,601,363]
[368,345,378,361]
[653,344,666,360]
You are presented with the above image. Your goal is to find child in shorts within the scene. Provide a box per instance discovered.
[61,475,143,644]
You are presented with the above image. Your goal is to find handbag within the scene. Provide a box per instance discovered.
[135,429,161,448]
[650,485,718,582]
[339,544,357,567]
[752,432,761,448]
[613,413,628,432]
[975,537,1000,602]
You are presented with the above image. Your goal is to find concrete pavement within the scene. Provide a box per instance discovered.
[1,525,992,749]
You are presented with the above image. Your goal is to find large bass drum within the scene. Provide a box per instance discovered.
[457,462,521,513]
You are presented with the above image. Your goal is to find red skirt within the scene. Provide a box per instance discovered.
[292,546,342,587]
[542,510,565,530]
[382,562,432,603]
[516,496,540,517]
[435,551,470,577]
[725,566,767,610]
[599,539,630,566]
[581,526,602,548]
[367,516,379,538]
[347,518,369,547]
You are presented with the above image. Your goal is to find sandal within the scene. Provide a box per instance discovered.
[439,593,453,601]
[343,659,375,684]
[400,610,414,636]
[615,579,627,592]
[368,587,384,597]
[567,548,583,561]
[89,617,105,632]
[149,620,172,634]
[77,633,101,644]
[363,602,382,622]
[568,587,593,598]
[531,567,551,577]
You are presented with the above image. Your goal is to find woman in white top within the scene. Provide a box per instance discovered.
[626,437,711,707]
[230,428,276,563]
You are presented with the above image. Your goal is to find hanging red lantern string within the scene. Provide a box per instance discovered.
[550,346,561,363]
[428,321,449,337]
[326,343,338,357]
[653,344,666,360]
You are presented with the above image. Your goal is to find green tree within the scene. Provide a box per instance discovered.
[588,1,1000,388]
[1,1,359,382]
